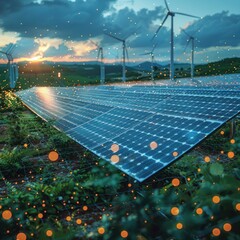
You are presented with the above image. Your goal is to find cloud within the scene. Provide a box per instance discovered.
[179,11,240,48]
[0,0,117,41]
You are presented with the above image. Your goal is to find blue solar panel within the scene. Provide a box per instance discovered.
[16,84,240,182]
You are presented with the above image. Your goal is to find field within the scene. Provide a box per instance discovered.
[0,57,240,90]
[0,87,240,239]
[0,59,240,239]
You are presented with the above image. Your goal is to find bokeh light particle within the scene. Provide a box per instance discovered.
[46,230,53,237]
[176,223,183,229]
[48,151,59,161]
[212,196,220,204]
[196,208,203,215]
[171,207,179,216]
[172,178,180,187]
[120,230,128,238]
[16,232,27,240]
[66,216,71,221]
[150,141,158,150]
[227,151,234,159]
[83,206,88,211]
[76,219,82,225]
[2,210,12,220]
[223,223,232,232]
[172,151,178,157]
[98,227,105,235]
[212,228,221,236]
[204,156,210,162]
[38,213,43,219]
[111,155,119,164]
[111,144,119,153]
[235,203,240,211]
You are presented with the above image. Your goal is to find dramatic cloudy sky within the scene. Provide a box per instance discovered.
[0,0,239,64]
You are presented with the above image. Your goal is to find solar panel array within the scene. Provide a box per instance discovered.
[16,85,240,182]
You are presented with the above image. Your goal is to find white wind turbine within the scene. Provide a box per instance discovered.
[91,40,105,84]
[153,0,200,81]
[105,32,130,82]
[0,44,18,89]
[142,44,158,83]
[181,28,195,79]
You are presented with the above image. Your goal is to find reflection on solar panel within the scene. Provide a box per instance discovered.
[16,85,240,182]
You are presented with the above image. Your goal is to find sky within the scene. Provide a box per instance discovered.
[0,0,239,64]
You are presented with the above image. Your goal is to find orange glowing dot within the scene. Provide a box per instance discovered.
[171,207,179,216]
[204,156,210,162]
[48,151,59,161]
[212,196,220,204]
[38,213,43,219]
[197,168,201,172]
[46,230,53,237]
[16,232,27,240]
[2,210,12,220]
[76,219,82,225]
[150,141,158,150]
[220,131,224,135]
[223,223,232,232]
[172,178,180,187]
[228,151,234,159]
[220,150,224,154]
[111,155,119,164]
[111,144,119,153]
[120,230,128,238]
[230,139,235,144]
[212,228,221,236]
[235,203,240,211]
[83,206,88,211]
[23,143,28,148]
[98,227,105,234]
[66,216,71,221]
[196,208,203,215]
[128,183,132,187]
[172,151,178,157]
[176,223,183,229]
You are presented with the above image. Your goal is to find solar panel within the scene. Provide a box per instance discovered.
[16,84,240,182]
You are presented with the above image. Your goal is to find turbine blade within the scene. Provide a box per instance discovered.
[140,52,152,56]
[104,32,123,42]
[164,0,170,12]
[97,49,101,60]
[180,27,191,37]
[152,14,169,40]
[90,40,100,48]
[151,43,158,53]
[184,38,191,52]
[126,47,129,61]
[175,12,200,19]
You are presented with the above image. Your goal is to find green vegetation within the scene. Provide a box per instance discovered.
[0,57,239,90]
[0,91,239,239]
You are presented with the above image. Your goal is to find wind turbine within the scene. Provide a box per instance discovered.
[181,28,195,79]
[105,32,130,82]
[141,44,158,83]
[91,40,105,84]
[0,44,18,89]
[153,0,200,81]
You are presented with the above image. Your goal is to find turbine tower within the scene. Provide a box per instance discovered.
[142,44,158,83]
[105,32,130,82]
[181,28,195,79]
[0,44,18,89]
[153,0,200,81]
[91,40,105,84]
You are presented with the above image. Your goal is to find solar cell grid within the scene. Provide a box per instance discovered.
[16,84,240,182]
